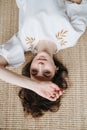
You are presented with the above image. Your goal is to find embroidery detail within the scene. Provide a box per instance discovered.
[56,29,68,46]
[61,40,67,46]
[25,36,35,47]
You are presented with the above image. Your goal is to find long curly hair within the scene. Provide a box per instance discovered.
[19,57,68,118]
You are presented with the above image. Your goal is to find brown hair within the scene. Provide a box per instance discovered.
[19,58,68,118]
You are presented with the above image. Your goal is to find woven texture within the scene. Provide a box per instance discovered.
[0,0,87,130]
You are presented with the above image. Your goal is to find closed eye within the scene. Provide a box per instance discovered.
[31,69,38,75]
[43,71,51,77]
[31,69,52,79]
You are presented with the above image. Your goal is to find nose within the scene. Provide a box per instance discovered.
[38,63,44,76]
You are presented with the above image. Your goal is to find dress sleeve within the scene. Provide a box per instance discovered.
[55,0,87,52]
[0,34,25,68]
[65,0,87,32]
[16,0,26,8]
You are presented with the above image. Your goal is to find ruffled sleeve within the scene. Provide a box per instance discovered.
[0,34,25,68]
[65,0,87,32]
[54,0,87,52]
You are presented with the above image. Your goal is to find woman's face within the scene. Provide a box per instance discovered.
[30,52,56,81]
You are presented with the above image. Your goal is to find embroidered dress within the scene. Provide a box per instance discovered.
[0,0,87,67]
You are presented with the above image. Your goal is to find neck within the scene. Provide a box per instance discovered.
[35,40,57,57]
[37,49,54,58]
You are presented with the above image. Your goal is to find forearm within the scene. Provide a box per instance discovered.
[0,65,63,101]
[0,66,35,91]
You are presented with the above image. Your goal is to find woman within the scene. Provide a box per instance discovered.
[0,0,87,117]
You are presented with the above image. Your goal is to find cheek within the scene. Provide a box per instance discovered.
[30,60,38,67]
[48,60,55,68]
[30,62,35,70]
[46,63,56,73]
[30,61,39,72]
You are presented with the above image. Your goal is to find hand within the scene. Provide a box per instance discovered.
[66,0,82,4]
[32,81,64,101]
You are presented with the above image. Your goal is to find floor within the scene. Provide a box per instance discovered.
[0,0,87,130]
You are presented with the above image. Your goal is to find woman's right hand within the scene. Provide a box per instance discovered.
[31,81,64,101]
[66,0,82,4]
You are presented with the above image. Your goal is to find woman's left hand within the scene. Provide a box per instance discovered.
[31,81,64,101]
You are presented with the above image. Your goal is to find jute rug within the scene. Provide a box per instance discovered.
[0,0,87,130]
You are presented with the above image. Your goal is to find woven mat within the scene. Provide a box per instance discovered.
[0,0,87,130]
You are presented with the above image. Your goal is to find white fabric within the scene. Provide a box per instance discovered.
[0,0,87,68]
[0,34,25,67]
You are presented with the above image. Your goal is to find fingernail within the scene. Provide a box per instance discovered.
[60,89,65,93]
[57,90,60,93]
[59,92,62,96]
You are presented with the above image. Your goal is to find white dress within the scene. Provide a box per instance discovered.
[0,0,87,68]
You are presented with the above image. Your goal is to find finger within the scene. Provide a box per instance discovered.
[49,96,57,101]
[50,90,60,98]
[49,89,65,101]
[54,89,61,94]
[56,94,60,99]
[51,86,60,93]
[47,93,56,101]
[54,90,63,98]
[50,83,60,90]
[60,89,65,93]
[59,90,64,97]
[55,89,65,94]
[50,92,59,101]
[59,91,62,96]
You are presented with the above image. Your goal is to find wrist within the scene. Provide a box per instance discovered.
[25,78,40,92]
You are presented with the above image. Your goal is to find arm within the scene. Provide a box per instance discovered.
[0,55,62,101]
[0,56,36,90]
